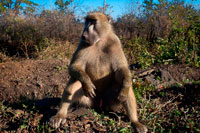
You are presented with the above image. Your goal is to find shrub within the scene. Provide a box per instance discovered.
[0,10,82,59]
[114,0,200,67]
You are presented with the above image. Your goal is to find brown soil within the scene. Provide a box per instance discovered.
[0,59,200,132]
[133,64,200,89]
[0,59,70,103]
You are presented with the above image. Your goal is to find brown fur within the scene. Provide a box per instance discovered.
[49,12,147,133]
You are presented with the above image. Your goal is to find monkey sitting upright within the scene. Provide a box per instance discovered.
[49,12,147,133]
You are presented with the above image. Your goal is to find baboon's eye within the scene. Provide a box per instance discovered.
[88,19,96,25]
[86,18,96,24]
[91,19,97,24]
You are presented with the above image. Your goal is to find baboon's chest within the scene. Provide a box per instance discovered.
[86,55,112,81]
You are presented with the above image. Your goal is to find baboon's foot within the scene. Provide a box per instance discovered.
[49,114,66,129]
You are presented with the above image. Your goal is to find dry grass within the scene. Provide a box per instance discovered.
[37,40,76,60]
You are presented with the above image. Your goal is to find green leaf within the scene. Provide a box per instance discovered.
[21,124,27,129]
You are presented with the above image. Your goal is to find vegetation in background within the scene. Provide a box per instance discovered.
[0,0,199,67]
[0,0,81,59]
[55,0,73,12]
[0,0,38,14]
[115,0,200,68]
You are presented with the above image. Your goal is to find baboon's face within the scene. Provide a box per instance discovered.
[81,18,99,46]
[81,13,111,46]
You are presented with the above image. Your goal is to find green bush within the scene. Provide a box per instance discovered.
[116,0,200,67]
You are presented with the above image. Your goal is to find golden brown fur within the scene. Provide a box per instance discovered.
[49,12,147,133]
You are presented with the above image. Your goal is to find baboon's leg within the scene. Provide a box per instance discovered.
[123,88,148,133]
[49,79,92,128]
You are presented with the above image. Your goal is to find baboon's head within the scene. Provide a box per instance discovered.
[81,12,112,46]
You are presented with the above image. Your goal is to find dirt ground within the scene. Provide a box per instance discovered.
[0,59,200,132]
[0,59,70,103]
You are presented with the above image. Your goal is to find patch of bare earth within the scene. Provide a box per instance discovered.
[0,59,70,103]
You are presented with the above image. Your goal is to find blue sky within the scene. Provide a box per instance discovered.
[33,0,131,19]
[32,0,200,19]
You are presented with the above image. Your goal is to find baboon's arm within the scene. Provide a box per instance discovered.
[69,64,96,98]
[109,43,132,102]
[115,67,132,102]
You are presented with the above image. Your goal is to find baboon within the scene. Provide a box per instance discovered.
[49,12,147,133]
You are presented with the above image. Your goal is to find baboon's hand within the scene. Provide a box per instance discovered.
[49,114,66,129]
[83,82,96,98]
